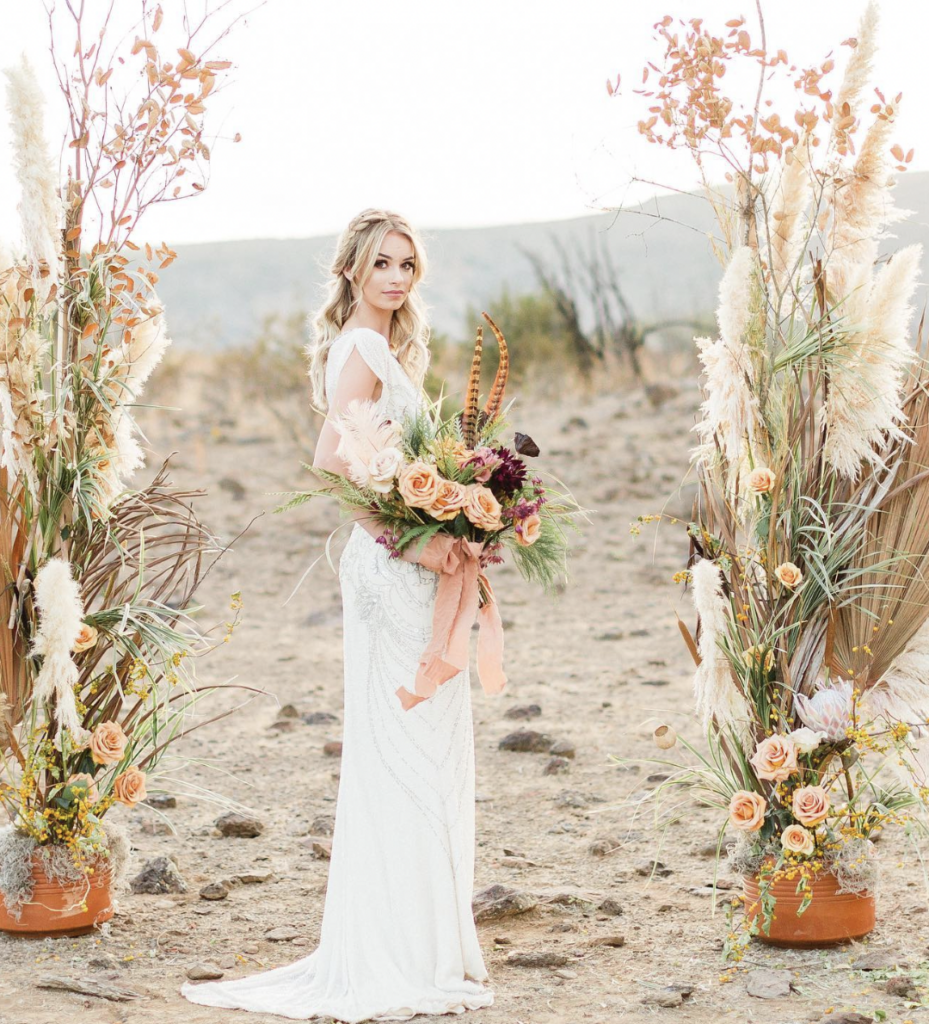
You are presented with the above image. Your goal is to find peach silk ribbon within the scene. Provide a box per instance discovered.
[395,534,507,711]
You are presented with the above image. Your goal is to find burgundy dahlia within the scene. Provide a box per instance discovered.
[489,446,527,497]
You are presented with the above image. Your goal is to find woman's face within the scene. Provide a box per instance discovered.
[346,230,416,313]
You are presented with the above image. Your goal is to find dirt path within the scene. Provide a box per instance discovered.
[1,373,926,1024]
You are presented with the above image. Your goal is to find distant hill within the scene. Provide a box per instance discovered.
[156,171,929,350]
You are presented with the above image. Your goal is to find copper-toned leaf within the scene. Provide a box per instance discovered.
[513,433,540,458]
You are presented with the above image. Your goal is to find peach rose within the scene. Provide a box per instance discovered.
[112,765,147,807]
[367,447,403,494]
[748,467,776,494]
[67,772,99,804]
[728,790,766,832]
[774,562,803,589]
[72,623,98,653]
[397,460,441,509]
[514,513,542,547]
[749,734,798,782]
[463,484,502,531]
[792,785,829,826]
[90,720,127,766]
[427,479,468,521]
[781,823,815,857]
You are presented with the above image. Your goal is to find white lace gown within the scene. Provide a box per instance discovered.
[181,328,495,1022]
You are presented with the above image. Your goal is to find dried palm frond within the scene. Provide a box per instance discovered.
[461,323,483,448]
[831,351,929,687]
[480,311,509,424]
[333,398,401,489]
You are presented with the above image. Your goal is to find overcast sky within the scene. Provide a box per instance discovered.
[0,0,926,246]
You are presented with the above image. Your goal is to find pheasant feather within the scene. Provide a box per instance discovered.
[461,324,483,447]
[481,311,509,423]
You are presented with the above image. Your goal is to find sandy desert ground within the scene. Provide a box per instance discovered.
[1,361,929,1024]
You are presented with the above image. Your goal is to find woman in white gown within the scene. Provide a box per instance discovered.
[181,209,496,1022]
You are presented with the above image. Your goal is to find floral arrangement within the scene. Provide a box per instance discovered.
[623,2,929,954]
[278,312,585,708]
[0,4,256,919]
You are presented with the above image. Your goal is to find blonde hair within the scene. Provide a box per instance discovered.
[306,208,431,412]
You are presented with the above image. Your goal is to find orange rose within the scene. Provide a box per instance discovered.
[514,513,542,547]
[397,460,441,509]
[749,734,798,782]
[463,484,502,531]
[781,824,815,856]
[427,479,468,521]
[748,467,776,494]
[792,785,829,826]
[728,790,766,832]
[72,623,98,653]
[90,720,127,766]
[112,766,147,807]
[774,562,803,589]
[67,772,99,804]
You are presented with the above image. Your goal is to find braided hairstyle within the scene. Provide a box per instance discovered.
[306,208,431,413]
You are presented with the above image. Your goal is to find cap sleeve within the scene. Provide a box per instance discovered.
[325,328,393,406]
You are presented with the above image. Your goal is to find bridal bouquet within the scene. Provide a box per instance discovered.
[623,3,929,955]
[280,312,585,709]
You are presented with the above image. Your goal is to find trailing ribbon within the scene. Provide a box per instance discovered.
[395,535,507,711]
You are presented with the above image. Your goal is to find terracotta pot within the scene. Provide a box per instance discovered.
[0,855,114,938]
[743,867,875,947]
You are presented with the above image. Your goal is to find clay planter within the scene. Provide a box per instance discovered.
[0,856,114,938]
[743,868,875,947]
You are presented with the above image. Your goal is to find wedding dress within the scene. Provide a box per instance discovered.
[181,327,495,1022]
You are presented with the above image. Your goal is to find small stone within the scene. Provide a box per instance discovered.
[242,943,260,954]
[218,954,237,970]
[589,934,625,947]
[642,989,683,1008]
[312,840,332,859]
[554,790,589,809]
[88,953,121,970]
[746,968,792,999]
[129,856,187,895]
[218,476,247,500]
[215,812,264,838]
[504,704,542,720]
[543,756,571,775]
[553,968,578,980]
[885,975,919,998]
[264,926,300,942]
[644,382,679,407]
[277,703,301,719]
[472,883,539,922]
[301,711,340,725]
[493,936,512,944]
[310,814,336,836]
[635,859,672,877]
[645,773,670,783]
[139,819,173,836]
[598,898,623,916]
[186,963,225,981]
[549,922,577,933]
[233,870,274,885]
[498,729,553,753]
[641,678,671,687]
[549,739,576,759]
[505,950,568,968]
[269,719,300,732]
[851,949,903,971]
[588,837,619,857]
[199,882,229,901]
[500,856,537,868]
[323,741,343,757]
[144,794,177,809]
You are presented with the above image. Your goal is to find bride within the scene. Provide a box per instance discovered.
[181,208,496,1021]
